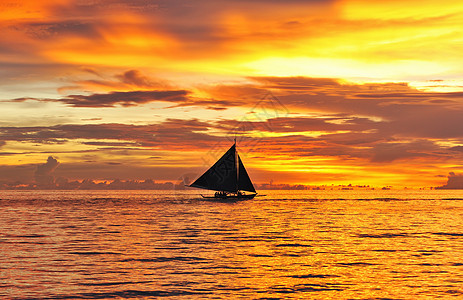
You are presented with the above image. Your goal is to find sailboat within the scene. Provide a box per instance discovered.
[189,140,257,199]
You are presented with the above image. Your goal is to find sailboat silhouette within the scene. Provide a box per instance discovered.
[190,139,257,199]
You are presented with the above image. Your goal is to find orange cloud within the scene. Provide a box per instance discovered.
[3,0,463,85]
[3,1,463,188]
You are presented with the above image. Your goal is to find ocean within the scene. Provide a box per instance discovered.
[1,189,463,299]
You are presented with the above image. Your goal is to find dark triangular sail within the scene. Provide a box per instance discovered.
[237,155,256,193]
[190,144,238,193]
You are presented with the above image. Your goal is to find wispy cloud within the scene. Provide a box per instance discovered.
[0,119,216,149]
[14,90,189,107]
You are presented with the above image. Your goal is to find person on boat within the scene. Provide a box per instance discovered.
[215,191,225,198]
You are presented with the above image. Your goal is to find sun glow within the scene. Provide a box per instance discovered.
[246,57,449,81]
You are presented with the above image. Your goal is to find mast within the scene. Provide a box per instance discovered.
[189,140,256,194]
[235,137,238,193]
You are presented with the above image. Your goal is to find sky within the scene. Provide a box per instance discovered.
[2,0,463,188]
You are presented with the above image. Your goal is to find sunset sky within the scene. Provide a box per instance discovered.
[2,0,463,188]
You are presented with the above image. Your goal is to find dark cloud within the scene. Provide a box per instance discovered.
[61,90,189,107]
[370,140,440,163]
[29,74,463,141]
[15,90,189,107]
[82,141,140,147]
[250,76,342,91]
[0,119,217,149]
[318,131,385,146]
[218,116,378,133]
[80,67,102,77]
[66,0,335,56]
[35,156,59,187]
[24,21,102,40]
[0,112,458,164]
[115,70,158,88]
[15,84,249,109]
[246,76,463,140]
[449,146,463,152]
[9,0,329,54]
[258,135,365,159]
[6,76,463,166]
[437,172,463,189]
[67,69,173,92]
[0,152,20,156]
[0,123,157,145]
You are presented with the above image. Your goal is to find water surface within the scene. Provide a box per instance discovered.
[1,190,463,299]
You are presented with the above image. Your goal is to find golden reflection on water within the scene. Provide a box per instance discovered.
[1,190,463,298]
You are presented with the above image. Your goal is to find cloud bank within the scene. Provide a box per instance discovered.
[34,156,59,187]
[436,172,463,189]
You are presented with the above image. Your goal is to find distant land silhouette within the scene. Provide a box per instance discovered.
[0,179,422,190]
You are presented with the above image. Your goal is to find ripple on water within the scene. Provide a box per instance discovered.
[2,190,463,299]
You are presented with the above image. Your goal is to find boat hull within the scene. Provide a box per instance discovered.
[200,193,257,200]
